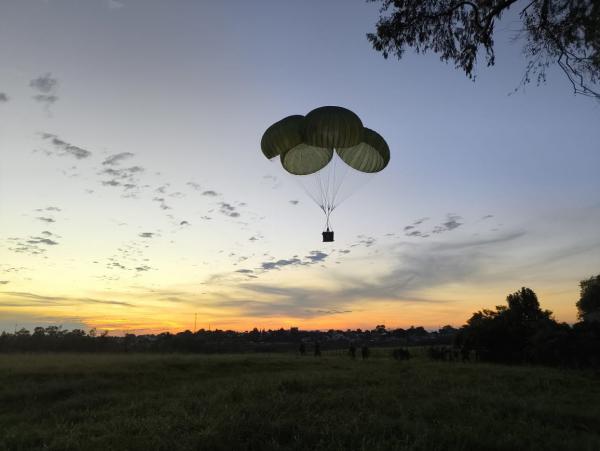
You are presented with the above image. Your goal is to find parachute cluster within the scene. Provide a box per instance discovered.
[261,106,390,175]
[260,106,390,241]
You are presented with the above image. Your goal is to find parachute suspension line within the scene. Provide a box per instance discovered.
[330,151,350,209]
[316,171,326,212]
[325,152,339,230]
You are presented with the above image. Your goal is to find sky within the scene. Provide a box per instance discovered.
[1,0,599,334]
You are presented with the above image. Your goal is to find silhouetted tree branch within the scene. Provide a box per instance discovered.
[367,0,600,99]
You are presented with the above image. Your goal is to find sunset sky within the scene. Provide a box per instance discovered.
[1,1,599,334]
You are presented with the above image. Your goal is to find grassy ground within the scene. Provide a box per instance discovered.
[0,350,599,451]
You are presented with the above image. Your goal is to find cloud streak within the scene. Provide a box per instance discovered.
[0,291,134,307]
[39,133,92,159]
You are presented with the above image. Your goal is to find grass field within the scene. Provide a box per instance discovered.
[1,350,599,450]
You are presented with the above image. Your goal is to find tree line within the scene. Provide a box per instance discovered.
[1,274,598,368]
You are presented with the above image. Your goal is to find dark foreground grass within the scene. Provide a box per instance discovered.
[0,351,599,451]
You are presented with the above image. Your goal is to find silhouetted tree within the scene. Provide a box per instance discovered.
[576,274,600,321]
[458,287,554,363]
[367,0,600,99]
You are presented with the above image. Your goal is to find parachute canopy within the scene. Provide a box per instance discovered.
[260,106,389,175]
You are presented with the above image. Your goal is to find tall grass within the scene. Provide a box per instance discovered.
[1,352,599,450]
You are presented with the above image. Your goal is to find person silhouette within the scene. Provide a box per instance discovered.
[349,343,356,359]
[299,342,306,356]
[361,345,370,359]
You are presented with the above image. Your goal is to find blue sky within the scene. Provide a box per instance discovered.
[1,0,599,333]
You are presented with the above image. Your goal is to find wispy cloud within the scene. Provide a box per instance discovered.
[39,133,92,159]
[108,0,124,9]
[221,231,527,319]
[0,93,8,102]
[0,291,134,307]
[432,214,463,234]
[258,250,329,272]
[187,181,202,191]
[219,202,240,218]
[30,73,57,93]
[351,235,376,248]
[102,152,134,166]
[29,73,59,110]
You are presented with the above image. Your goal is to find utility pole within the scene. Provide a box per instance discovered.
[194,313,197,332]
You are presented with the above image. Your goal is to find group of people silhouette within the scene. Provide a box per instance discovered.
[298,342,371,359]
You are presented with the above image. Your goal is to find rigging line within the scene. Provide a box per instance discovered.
[324,156,333,213]
[331,149,337,210]
[316,171,325,209]
[331,156,349,208]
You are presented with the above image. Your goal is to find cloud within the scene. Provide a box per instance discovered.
[222,231,527,319]
[99,164,145,198]
[482,214,494,220]
[0,93,8,102]
[135,266,151,272]
[138,232,154,238]
[33,94,58,105]
[235,269,254,274]
[351,235,376,247]
[289,200,299,205]
[102,152,134,165]
[187,182,202,190]
[39,133,92,159]
[202,190,219,196]
[219,202,240,218]
[0,291,133,307]
[0,281,9,285]
[180,221,189,226]
[30,73,59,109]
[30,73,58,93]
[305,250,328,263]
[406,230,429,238]
[35,206,61,213]
[36,217,55,223]
[258,250,329,272]
[108,0,124,9]
[432,214,463,234]
[7,233,61,255]
[261,258,302,271]
[101,166,144,179]
[27,237,58,246]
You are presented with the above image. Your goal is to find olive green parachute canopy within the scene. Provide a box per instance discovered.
[260,115,304,160]
[281,143,333,176]
[260,106,390,176]
[303,106,363,150]
[336,128,390,173]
